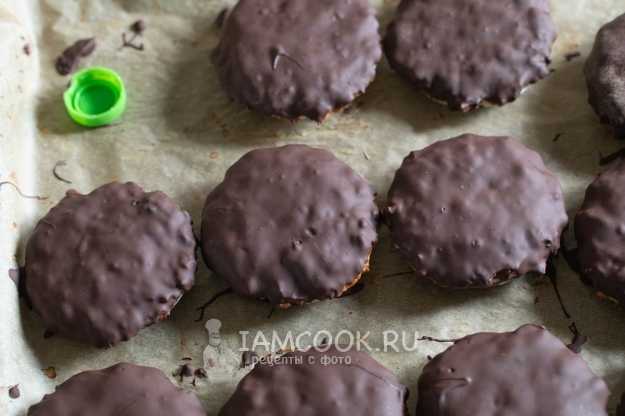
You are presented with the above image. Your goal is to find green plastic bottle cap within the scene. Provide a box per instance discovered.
[63,67,127,128]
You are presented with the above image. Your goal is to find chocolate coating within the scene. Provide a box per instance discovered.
[219,346,408,415]
[416,325,609,416]
[575,161,625,304]
[385,134,568,288]
[384,0,556,111]
[214,0,381,121]
[25,182,197,347]
[585,13,625,138]
[28,363,205,415]
[201,144,378,305]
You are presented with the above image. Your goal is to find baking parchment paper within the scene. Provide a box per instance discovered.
[2,0,625,414]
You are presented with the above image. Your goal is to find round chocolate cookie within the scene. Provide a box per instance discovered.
[214,0,381,122]
[201,144,378,306]
[585,13,625,139]
[219,346,408,415]
[385,134,568,289]
[384,0,556,111]
[28,363,205,415]
[25,182,197,347]
[575,160,625,304]
[416,325,609,416]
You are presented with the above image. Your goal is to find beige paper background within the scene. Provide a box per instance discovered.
[2,0,625,414]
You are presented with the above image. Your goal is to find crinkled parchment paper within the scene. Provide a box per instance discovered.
[2,0,625,414]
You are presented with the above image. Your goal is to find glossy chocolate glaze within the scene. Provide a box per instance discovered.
[214,0,381,121]
[384,0,556,111]
[219,346,408,415]
[201,144,378,305]
[28,363,206,415]
[585,13,625,137]
[417,325,609,416]
[25,182,197,347]
[575,160,625,304]
[385,134,568,288]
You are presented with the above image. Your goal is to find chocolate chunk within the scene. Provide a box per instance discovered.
[8,384,20,399]
[384,0,556,111]
[416,325,609,415]
[585,13,625,138]
[24,182,197,347]
[385,134,568,288]
[201,145,378,305]
[27,363,205,415]
[575,160,625,305]
[214,0,381,121]
[54,38,96,76]
[220,346,408,415]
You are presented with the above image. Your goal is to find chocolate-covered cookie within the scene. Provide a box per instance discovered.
[385,134,568,289]
[384,0,556,111]
[25,182,196,347]
[417,325,609,416]
[585,13,625,139]
[575,160,625,304]
[219,346,408,415]
[201,145,378,306]
[28,363,205,415]
[214,0,381,121]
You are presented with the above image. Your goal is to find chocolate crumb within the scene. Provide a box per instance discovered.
[8,384,20,399]
[215,8,228,29]
[565,51,581,62]
[23,44,31,56]
[173,364,194,382]
[240,351,258,368]
[553,133,562,142]
[43,366,57,379]
[194,368,207,379]
[130,19,146,35]
[52,161,72,184]
[54,38,96,76]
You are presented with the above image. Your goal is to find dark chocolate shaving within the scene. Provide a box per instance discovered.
[240,351,258,368]
[54,38,96,76]
[417,335,458,343]
[215,8,228,29]
[8,384,20,399]
[565,51,581,62]
[599,147,625,165]
[567,322,588,353]
[52,161,72,184]
[194,287,233,322]
[0,181,47,200]
[553,133,563,142]
[546,256,572,319]
[120,32,144,51]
